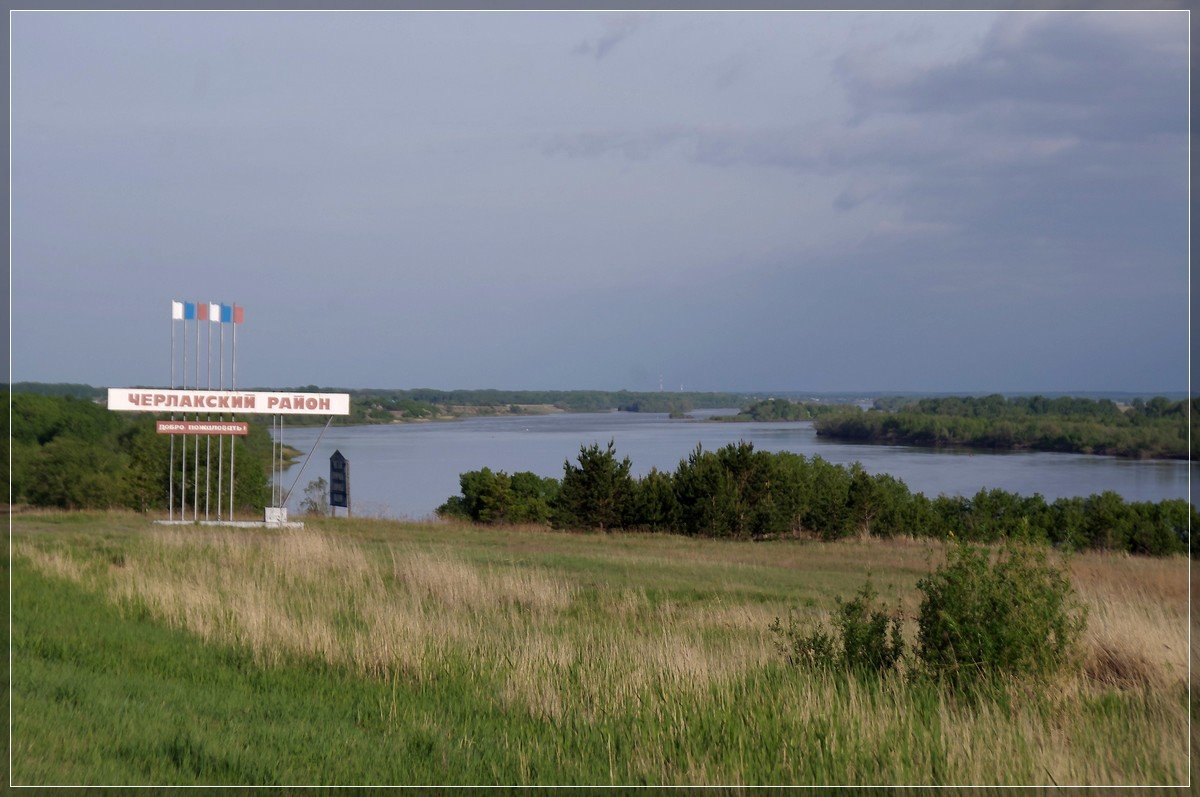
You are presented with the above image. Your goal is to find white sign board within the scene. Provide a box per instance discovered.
[108,388,351,416]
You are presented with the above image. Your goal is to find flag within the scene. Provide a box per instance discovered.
[184,302,196,320]
[197,302,209,322]
[233,305,244,325]
[171,301,183,320]
[209,302,221,322]
[220,304,233,323]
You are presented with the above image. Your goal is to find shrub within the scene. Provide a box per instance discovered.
[508,471,558,524]
[915,541,1086,687]
[299,477,330,517]
[441,468,513,523]
[770,579,904,674]
[768,613,837,669]
[837,580,905,672]
[436,468,556,525]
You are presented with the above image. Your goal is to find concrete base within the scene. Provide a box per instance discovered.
[153,519,306,529]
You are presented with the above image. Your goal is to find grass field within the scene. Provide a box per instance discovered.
[9,510,1194,787]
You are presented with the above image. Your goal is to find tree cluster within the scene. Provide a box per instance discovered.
[717,398,851,422]
[814,395,1189,459]
[438,440,1192,556]
[8,391,272,512]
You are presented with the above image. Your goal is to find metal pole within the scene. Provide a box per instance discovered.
[282,416,334,505]
[181,313,188,520]
[217,319,224,520]
[230,313,237,520]
[205,317,212,520]
[169,308,175,522]
[194,307,200,521]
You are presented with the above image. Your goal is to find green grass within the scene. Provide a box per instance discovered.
[9,511,1193,787]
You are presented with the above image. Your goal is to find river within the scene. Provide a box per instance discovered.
[273,410,1191,519]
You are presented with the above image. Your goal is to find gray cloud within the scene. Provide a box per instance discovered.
[836,12,1187,143]
[542,12,1186,289]
[12,12,1187,392]
[572,15,643,60]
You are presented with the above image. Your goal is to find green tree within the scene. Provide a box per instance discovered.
[672,445,738,537]
[553,441,635,531]
[629,467,678,530]
[508,471,559,524]
[846,466,911,538]
[458,468,514,524]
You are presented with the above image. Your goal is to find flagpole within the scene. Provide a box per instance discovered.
[230,309,237,520]
[169,304,175,522]
[181,309,188,521]
[218,314,224,520]
[205,313,212,521]
[194,305,200,522]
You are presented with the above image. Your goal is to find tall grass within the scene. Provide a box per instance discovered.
[12,514,1190,786]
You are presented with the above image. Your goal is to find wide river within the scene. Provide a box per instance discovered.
[273,411,1191,519]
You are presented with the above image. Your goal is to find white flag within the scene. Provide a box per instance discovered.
[171,300,184,320]
[209,302,221,322]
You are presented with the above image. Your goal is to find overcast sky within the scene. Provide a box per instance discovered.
[11,10,1189,392]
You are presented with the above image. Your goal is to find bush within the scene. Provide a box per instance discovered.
[437,468,557,524]
[508,471,559,524]
[769,613,837,669]
[915,541,1086,687]
[770,579,904,674]
[299,477,329,516]
[837,580,905,672]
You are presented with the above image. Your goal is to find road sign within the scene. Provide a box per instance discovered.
[330,450,350,510]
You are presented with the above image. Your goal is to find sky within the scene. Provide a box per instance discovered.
[10,10,1190,393]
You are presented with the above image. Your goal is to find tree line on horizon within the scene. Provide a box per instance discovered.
[437,440,1193,557]
[811,394,1190,460]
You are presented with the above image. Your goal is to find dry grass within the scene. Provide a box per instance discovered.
[1068,551,1189,691]
[16,528,769,722]
[12,518,1191,785]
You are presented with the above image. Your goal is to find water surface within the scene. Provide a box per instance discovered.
[275,411,1191,519]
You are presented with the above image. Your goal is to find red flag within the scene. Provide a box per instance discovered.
[197,302,210,321]
[233,305,244,324]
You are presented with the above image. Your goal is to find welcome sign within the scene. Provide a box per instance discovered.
[108,389,351,416]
